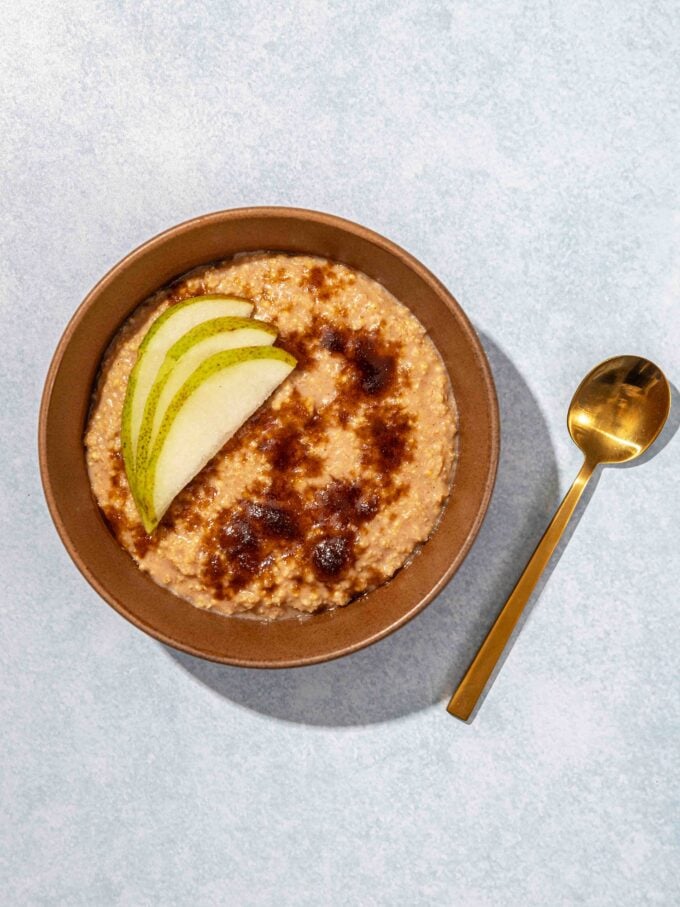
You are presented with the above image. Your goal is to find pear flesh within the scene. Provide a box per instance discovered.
[121,296,252,501]
[142,347,297,532]
[135,317,276,489]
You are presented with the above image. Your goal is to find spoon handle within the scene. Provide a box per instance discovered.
[448,459,596,721]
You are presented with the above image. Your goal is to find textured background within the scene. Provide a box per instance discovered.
[2,2,679,904]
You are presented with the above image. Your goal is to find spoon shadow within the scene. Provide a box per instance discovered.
[459,379,677,722]
[163,332,561,726]
[459,466,602,721]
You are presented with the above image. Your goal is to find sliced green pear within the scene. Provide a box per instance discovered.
[142,347,296,532]
[135,316,277,485]
[121,295,253,504]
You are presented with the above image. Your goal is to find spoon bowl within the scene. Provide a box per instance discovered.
[568,355,671,464]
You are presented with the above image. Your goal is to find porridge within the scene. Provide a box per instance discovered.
[85,254,457,618]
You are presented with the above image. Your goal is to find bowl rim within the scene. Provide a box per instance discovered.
[39,206,500,667]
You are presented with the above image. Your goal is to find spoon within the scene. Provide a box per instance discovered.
[448,355,671,721]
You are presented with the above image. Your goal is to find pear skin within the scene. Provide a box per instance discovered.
[142,346,296,531]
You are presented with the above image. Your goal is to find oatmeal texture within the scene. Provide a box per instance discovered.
[85,254,458,618]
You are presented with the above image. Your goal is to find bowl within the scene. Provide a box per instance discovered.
[39,207,499,667]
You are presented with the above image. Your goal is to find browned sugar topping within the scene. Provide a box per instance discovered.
[203,475,381,594]
[197,316,413,600]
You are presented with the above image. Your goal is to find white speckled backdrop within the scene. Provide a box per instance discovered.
[2,2,679,904]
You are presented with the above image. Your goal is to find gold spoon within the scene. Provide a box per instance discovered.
[448,355,671,721]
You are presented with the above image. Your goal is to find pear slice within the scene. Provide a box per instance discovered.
[121,295,253,504]
[135,316,277,487]
[142,347,296,532]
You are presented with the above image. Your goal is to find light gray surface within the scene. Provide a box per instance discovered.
[2,2,679,904]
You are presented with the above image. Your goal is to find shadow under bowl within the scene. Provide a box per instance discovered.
[39,207,499,667]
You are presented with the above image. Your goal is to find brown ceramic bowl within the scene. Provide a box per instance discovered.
[39,207,499,667]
